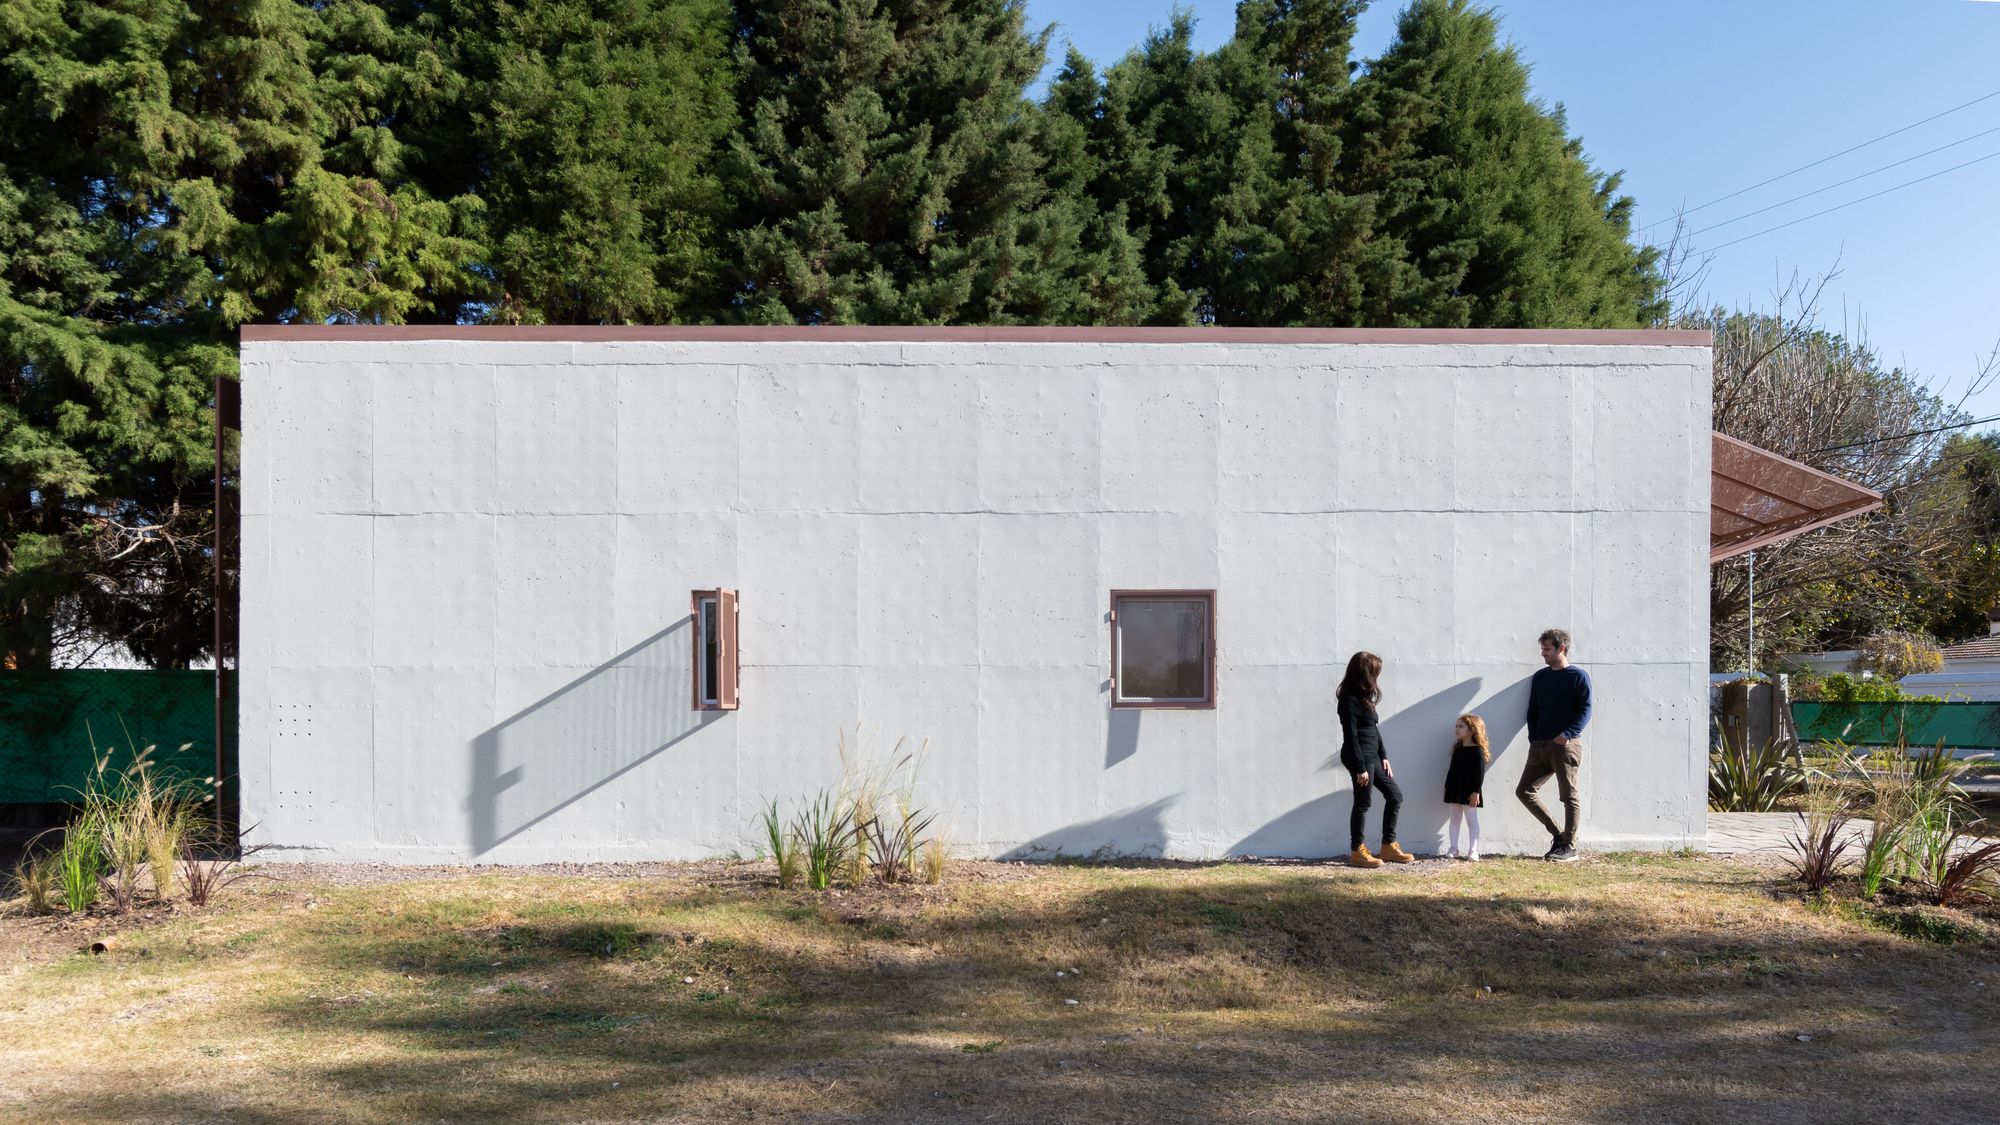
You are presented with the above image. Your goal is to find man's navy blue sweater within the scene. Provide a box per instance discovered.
[1527,665,1592,742]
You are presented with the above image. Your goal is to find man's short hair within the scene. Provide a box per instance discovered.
[1539,628,1571,653]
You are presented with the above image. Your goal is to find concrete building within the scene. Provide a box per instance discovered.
[238,326,1713,862]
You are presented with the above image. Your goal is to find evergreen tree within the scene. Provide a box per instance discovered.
[726,0,1144,324]
[0,0,480,666]
[1339,0,1663,327]
[1048,2,1379,326]
[1037,50,1185,324]
[393,0,741,323]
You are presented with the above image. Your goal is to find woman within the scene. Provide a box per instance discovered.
[1337,651,1413,867]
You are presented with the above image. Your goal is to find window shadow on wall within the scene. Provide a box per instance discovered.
[470,619,718,857]
[1105,709,1140,767]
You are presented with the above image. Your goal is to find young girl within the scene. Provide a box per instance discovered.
[1444,714,1491,860]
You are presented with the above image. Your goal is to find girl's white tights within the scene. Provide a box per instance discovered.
[1448,804,1481,858]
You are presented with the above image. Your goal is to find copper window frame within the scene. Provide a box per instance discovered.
[691,589,739,711]
[1109,590,1217,710]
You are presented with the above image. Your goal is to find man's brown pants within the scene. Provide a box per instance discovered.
[1516,739,1582,847]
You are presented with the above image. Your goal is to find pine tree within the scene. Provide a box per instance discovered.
[0,0,481,666]
[1036,51,1184,325]
[1046,2,1377,326]
[726,0,1140,324]
[393,0,741,323]
[1339,0,1663,327]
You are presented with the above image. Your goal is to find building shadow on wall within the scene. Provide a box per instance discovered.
[470,619,719,857]
[1232,674,1532,858]
[998,795,1177,861]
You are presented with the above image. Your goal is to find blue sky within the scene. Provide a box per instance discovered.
[1023,0,2000,421]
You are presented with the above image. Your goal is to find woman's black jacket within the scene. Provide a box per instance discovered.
[1338,693,1387,774]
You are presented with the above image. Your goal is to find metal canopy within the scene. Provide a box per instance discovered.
[1711,432,1884,563]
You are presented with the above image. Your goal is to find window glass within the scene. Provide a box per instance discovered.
[700,597,720,706]
[1115,595,1211,704]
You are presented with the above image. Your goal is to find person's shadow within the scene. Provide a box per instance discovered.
[1229,672,1534,858]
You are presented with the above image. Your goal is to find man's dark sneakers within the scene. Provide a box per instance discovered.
[1543,839,1564,860]
[1547,845,1580,863]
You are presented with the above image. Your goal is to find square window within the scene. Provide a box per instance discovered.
[691,589,739,710]
[1110,590,1215,709]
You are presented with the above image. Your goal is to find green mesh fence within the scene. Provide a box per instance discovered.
[1793,701,2000,750]
[0,671,229,803]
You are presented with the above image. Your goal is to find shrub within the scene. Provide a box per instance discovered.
[1934,836,2000,908]
[10,849,59,914]
[759,727,948,889]
[760,799,802,890]
[920,836,949,885]
[1782,778,1854,895]
[840,732,938,885]
[1709,732,1804,811]
[1902,781,1961,891]
[1829,738,1983,901]
[791,788,853,891]
[80,734,207,912]
[56,812,104,913]
[1818,673,1943,704]
[178,826,268,908]
[1852,632,1944,681]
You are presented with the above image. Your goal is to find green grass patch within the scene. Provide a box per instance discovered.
[1199,903,1245,934]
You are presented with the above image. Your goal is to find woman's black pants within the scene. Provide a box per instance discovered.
[1350,766,1403,850]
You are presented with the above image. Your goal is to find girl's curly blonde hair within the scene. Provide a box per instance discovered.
[1459,714,1491,762]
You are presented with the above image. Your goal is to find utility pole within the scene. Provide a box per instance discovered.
[1746,550,1756,677]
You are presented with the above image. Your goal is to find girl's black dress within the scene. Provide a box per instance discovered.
[1443,743,1486,805]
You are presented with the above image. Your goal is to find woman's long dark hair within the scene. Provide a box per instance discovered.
[1337,651,1382,705]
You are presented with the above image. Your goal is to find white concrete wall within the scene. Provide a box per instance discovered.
[238,334,1712,862]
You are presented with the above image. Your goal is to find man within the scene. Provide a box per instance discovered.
[1517,627,1591,862]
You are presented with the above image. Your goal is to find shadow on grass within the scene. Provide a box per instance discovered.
[22,866,2000,1123]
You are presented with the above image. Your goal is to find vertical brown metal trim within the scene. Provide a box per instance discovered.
[1200,588,1216,708]
[1107,593,1119,704]
[214,366,224,833]
[718,588,739,710]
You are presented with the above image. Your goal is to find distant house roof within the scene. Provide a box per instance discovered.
[1942,635,2000,661]
[1711,433,1884,562]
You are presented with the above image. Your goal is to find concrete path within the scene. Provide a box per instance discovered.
[1706,811,1866,857]
[1705,810,1999,858]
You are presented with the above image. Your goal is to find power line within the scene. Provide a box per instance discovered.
[1637,85,2000,233]
[1811,412,2000,455]
[1687,121,2000,238]
[1702,147,2000,253]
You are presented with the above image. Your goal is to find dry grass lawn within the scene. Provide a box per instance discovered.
[2,852,1997,1123]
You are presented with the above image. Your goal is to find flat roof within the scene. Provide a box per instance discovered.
[241,325,1711,345]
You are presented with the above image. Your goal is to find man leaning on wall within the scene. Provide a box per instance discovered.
[1516,627,1592,863]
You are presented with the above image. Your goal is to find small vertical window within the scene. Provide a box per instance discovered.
[1110,590,1215,709]
[692,589,739,711]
